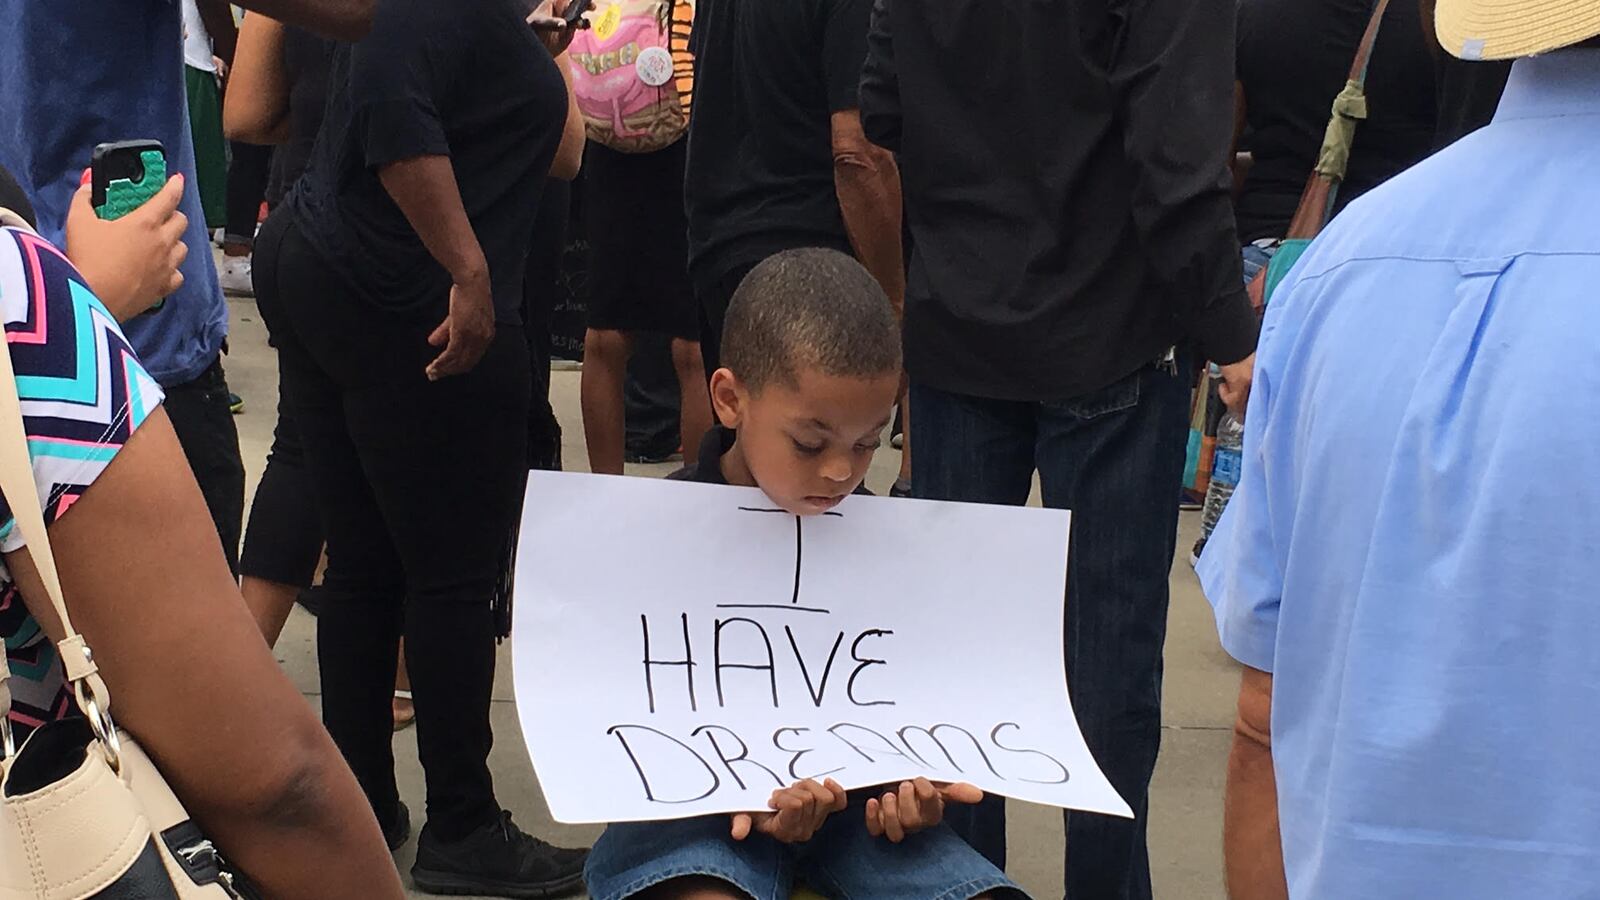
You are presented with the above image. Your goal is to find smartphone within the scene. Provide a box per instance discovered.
[90,140,167,221]
[562,0,594,29]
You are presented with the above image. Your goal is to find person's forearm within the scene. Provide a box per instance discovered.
[11,412,406,900]
[1224,670,1287,900]
[224,14,292,144]
[237,0,374,41]
[835,150,905,315]
[378,155,489,286]
[197,0,240,68]
[550,53,585,181]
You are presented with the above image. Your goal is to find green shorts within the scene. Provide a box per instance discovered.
[184,65,228,229]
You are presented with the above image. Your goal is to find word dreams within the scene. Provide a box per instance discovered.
[606,612,1072,805]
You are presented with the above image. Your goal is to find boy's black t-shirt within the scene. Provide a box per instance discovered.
[285,0,567,323]
[670,426,875,497]
[669,426,740,484]
[683,0,873,291]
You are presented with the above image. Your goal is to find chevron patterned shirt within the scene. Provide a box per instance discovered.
[0,225,164,742]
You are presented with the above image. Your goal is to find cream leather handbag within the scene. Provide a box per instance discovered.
[0,212,255,899]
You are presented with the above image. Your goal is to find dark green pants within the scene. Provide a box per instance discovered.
[184,65,228,228]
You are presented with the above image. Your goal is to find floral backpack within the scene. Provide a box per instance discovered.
[567,0,694,154]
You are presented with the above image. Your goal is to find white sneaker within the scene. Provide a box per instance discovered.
[218,255,253,297]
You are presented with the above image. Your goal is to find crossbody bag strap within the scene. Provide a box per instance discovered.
[0,214,119,767]
[1284,0,1393,239]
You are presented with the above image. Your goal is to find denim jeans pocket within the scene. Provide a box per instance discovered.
[1045,366,1144,419]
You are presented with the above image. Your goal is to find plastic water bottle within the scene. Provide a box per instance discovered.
[1198,408,1244,549]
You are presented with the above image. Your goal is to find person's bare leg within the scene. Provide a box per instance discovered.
[637,876,747,899]
[581,328,633,475]
[241,574,300,647]
[672,338,712,466]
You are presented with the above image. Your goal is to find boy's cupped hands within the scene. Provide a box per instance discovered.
[728,777,986,844]
[731,778,850,843]
[865,778,985,843]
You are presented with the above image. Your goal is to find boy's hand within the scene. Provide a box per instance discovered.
[64,172,188,322]
[864,778,984,843]
[729,778,848,844]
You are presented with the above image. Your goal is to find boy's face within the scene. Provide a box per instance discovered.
[711,365,899,516]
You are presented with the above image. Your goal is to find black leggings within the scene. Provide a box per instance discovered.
[254,211,531,839]
[238,394,323,587]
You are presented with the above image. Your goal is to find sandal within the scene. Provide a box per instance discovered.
[392,689,416,732]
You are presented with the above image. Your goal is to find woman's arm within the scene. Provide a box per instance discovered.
[224,13,293,145]
[378,156,495,380]
[5,411,405,900]
[550,52,585,181]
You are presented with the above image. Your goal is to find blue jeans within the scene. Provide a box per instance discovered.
[911,357,1190,900]
[586,794,1028,900]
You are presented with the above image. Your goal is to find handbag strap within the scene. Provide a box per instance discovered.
[0,213,119,767]
[1283,0,1393,238]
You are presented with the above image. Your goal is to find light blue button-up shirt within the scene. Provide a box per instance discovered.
[1200,49,1600,900]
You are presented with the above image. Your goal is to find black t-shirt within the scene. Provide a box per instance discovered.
[668,426,740,484]
[669,425,873,497]
[683,0,873,289]
[1234,0,1438,242]
[285,0,567,323]
[265,26,336,207]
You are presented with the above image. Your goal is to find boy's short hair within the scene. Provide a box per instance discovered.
[721,248,902,392]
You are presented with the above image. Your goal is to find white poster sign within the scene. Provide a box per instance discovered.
[511,472,1131,824]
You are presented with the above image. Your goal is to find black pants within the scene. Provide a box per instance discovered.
[522,178,568,472]
[163,357,245,574]
[224,143,272,246]
[255,211,531,839]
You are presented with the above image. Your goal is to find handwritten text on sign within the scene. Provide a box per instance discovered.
[511,472,1132,824]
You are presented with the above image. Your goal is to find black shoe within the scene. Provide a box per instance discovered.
[412,811,587,899]
[889,476,913,498]
[384,801,412,852]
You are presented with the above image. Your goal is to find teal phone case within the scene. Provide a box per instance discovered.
[93,150,167,221]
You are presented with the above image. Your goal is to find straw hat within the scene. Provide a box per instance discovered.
[1435,0,1600,60]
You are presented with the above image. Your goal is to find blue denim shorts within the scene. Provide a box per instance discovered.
[584,796,1030,900]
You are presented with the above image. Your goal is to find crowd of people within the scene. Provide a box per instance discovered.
[0,0,1595,899]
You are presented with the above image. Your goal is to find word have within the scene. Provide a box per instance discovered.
[640,613,893,713]
[606,718,1073,805]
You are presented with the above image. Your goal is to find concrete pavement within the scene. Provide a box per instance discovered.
[224,295,1239,900]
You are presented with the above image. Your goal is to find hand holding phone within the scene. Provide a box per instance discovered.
[66,140,189,322]
[90,141,169,221]
[527,0,591,55]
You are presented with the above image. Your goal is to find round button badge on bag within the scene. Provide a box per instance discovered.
[635,46,673,86]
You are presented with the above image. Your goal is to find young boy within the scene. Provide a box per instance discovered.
[582,248,1028,900]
